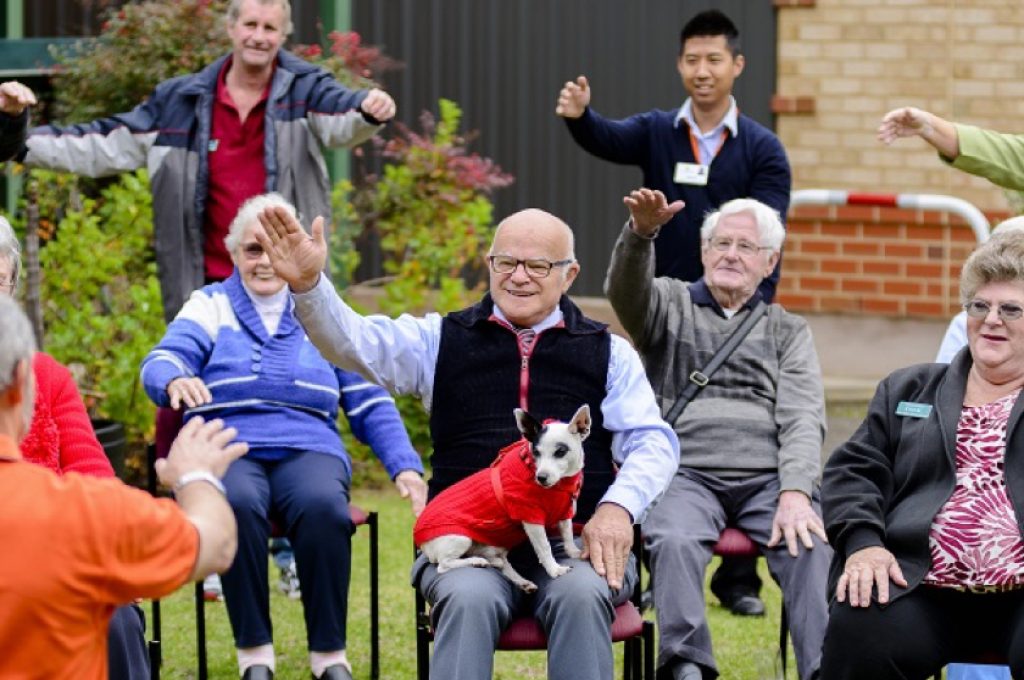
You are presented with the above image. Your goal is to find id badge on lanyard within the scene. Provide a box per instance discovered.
[675,127,728,186]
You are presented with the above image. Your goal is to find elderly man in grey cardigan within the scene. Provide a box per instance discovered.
[606,189,830,680]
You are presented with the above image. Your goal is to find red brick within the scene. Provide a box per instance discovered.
[917,210,949,225]
[789,206,832,221]
[800,276,838,291]
[927,245,945,260]
[820,258,857,274]
[771,95,816,115]
[841,279,879,293]
[906,263,943,278]
[834,205,879,223]
[777,293,816,310]
[802,239,838,255]
[950,226,981,243]
[877,207,914,225]
[786,220,819,235]
[906,301,946,317]
[862,224,901,239]
[950,245,974,261]
[884,281,923,296]
[843,242,881,256]
[863,298,901,314]
[863,260,901,275]
[819,223,859,237]
[819,296,863,313]
[884,243,925,258]
[782,257,818,273]
[905,225,945,241]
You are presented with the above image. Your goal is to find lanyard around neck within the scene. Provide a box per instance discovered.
[687,126,729,166]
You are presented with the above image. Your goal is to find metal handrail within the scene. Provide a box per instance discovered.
[790,189,991,244]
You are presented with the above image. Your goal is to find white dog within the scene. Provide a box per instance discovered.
[413,404,590,592]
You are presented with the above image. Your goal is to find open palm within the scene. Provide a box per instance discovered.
[255,208,327,293]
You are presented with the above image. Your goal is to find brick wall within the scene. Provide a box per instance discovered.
[775,0,1024,214]
[776,205,1009,318]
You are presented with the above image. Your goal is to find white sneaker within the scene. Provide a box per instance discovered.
[277,561,301,600]
[203,574,224,602]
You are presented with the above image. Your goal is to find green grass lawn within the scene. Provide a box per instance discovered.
[145,487,798,679]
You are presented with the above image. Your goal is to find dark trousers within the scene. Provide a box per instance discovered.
[221,452,353,651]
[821,586,1024,679]
[108,604,149,680]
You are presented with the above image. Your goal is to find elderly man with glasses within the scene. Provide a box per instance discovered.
[254,204,679,680]
[606,189,830,680]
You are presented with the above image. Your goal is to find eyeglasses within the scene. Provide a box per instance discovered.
[487,255,574,278]
[964,299,1024,322]
[706,237,773,258]
[241,243,265,260]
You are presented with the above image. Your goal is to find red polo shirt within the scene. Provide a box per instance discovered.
[203,57,271,281]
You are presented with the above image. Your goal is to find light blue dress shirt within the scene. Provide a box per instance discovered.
[292,274,680,522]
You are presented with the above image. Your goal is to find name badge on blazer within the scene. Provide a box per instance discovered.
[895,401,933,418]
[674,162,709,186]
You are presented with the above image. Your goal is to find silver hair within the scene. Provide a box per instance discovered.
[0,296,35,393]
[700,198,786,253]
[992,215,1024,237]
[223,192,297,255]
[960,230,1024,304]
[0,215,21,289]
[225,0,293,37]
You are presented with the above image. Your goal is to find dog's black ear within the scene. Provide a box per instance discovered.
[515,408,542,442]
[569,404,591,441]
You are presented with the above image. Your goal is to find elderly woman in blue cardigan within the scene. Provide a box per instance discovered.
[141,193,427,680]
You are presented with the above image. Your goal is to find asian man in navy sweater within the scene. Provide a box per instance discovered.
[556,8,792,618]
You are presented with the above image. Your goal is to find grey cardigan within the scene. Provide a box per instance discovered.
[605,223,825,496]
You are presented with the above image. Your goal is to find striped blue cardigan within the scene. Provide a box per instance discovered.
[141,271,422,477]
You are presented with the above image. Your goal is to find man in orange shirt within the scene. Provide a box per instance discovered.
[0,296,248,679]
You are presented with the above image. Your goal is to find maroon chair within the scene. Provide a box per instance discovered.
[713,527,790,677]
[414,524,654,680]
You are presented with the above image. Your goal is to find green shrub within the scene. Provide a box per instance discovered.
[35,170,164,479]
[336,99,514,484]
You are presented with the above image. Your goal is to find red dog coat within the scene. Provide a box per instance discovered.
[413,438,583,549]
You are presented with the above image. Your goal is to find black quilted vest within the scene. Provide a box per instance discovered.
[429,294,614,523]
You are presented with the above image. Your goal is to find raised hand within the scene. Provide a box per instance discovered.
[623,188,684,237]
[255,207,327,294]
[555,76,591,119]
[877,107,932,145]
[361,88,396,123]
[0,81,36,116]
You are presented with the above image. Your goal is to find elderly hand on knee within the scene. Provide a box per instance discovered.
[836,546,907,607]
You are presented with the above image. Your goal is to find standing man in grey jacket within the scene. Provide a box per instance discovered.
[19,0,394,323]
[605,188,830,680]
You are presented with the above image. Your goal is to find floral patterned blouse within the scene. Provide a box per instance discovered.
[924,388,1024,590]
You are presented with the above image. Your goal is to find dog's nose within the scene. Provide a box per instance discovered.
[536,473,550,486]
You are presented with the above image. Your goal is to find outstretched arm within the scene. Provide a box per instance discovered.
[878,107,960,159]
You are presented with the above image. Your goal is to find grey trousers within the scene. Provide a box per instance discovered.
[643,469,830,680]
[412,538,637,680]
